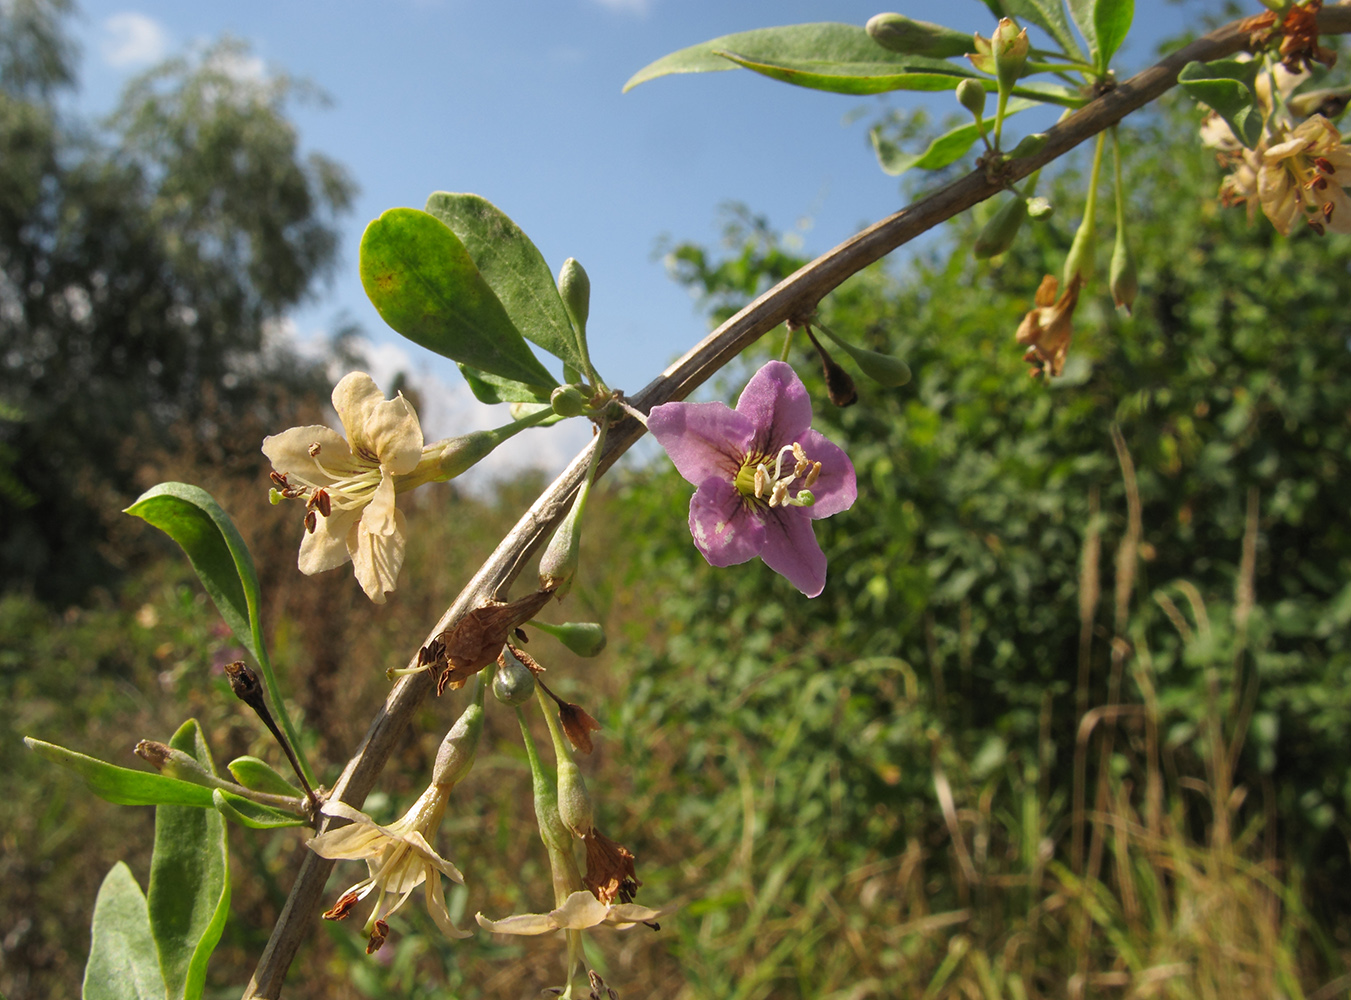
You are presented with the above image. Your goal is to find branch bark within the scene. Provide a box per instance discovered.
[242,7,1351,995]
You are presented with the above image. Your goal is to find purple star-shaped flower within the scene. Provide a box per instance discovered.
[647,361,857,598]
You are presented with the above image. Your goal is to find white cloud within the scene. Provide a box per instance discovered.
[589,0,652,15]
[100,12,170,69]
[205,47,266,83]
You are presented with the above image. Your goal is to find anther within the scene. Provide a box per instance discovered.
[792,442,809,477]
[804,462,821,489]
[304,510,317,534]
[754,466,767,498]
[366,919,388,954]
[311,488,331,518]
[308,442,321,457]
[769,481,789,507]
[323,891,360,921]
[1324,201,1336,221]
[270,471,288,488]
[1313,176,1329,191]
[1309,219,1327,236]
[1316,156,1335,175]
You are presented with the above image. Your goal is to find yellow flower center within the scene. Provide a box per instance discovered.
[733,442,820,509]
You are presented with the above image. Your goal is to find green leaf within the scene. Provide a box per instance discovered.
[1067,0,1097,64]
[1178,58,1261,148]
[124,483,264,670]
[624,23,974,94]
[148,720,229,1000]
[25,737,218,808]
[459,364,555,405]
[82,862,167,1000]
[227,755,302,797]
[212,788,307,829]
[1093,0,1133,68]
[1003,0,1085,62]
[424,193,586,372]
[359,207,558,388]
[870,98,1036,176]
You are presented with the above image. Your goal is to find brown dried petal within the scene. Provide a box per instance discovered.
[583,829,641,905]
[559,701,602,755]
[424,589,556,694]
[1014,273,1082,377]
[135,740,172,770]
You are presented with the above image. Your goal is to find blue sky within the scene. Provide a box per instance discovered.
[66,0,1195,471]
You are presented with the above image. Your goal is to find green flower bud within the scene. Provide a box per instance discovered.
[433,430,500,480]
[991,18,1029,92]
[973,193,1028,259]
[432,687,486,787]
[550,385,587,418]
[815,323,912,388]
[1109,226,1138,314]
[866,12,976,59]
[557,756,595,839]
[1063,212,1096,288]
[492,647,537,706]
[956,78,987,119]
[531,620,608,657]
[539,483,588,598]
[557,257,591,337]
[1006,132,1048,160]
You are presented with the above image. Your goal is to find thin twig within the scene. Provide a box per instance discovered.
[241,8,1351,996]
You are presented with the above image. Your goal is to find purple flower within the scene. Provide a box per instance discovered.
[648,361,857,598]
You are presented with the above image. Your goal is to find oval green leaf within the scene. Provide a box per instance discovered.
[25,737,218,808]
[1094,0,1134,69]
[458,363,555,405]
[360,207,558,388]
[625,22,974,93]
[82,862,167,1000]
[424,193,586,372]
[227,755,302,797]
[870,98,1036,176]
[124,483,263,670]
[148,720,229,1000]
[1178,58,1261,149]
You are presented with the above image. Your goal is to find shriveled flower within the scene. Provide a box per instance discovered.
[308,786,471,952]
[1258,114,1351,235]
[1242,0,1336,75]
[582,829,640,905]
[264,372,430,603]
[476,889,662,936]
[1015,273,1083,378]
[647,361,857,599]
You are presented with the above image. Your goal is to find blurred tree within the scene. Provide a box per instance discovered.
[0,0,355,602]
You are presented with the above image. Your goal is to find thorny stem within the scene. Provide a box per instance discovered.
[241,8,1351,996]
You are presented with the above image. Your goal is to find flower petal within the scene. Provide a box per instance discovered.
[647,400,753,486]
[475,910,560,935]
[298,505,361,576]
[348,496,407,604]
[403,829,464,884]
[735,360,813,455]
[601,902,666,928]
[332,372,423,475]
[797,429,857,520]
[425,869,472,939]
[549,890,609,930]
[262,426,356,481]
[758,508,828,598]
[689,478,765,568]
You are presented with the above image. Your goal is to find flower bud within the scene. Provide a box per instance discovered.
[556,756,595,839]
[814,323,912,388]
[550,385,587,417]
[538,484,588,598]
[1026,196,1053,219]
[991,18,1029,92]
[492,646,537,706]
[227,755,302,796]
[531,620,608,657]
[1063,211,1096,288]
[866,12,976,59]
[136,740,223,787]
[432,694,485,787]
[956,78,987,118]
[435,430,501,480]
[1006,132,1048,160]
[557,257,591,337]
[973,193,1028,259]
[1109,227,1138,314]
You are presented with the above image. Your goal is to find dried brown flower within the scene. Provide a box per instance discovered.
[420,588,556,694]
[583,828,641,905]
[1015,273,1083,378]
[1244,0,1336,74]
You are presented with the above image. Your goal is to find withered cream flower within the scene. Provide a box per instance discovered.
[1258,114,1351,235]
[263,371,431,603]
[476,889,662,936]
[308,787,471,952]
[1015,273,1083,378]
